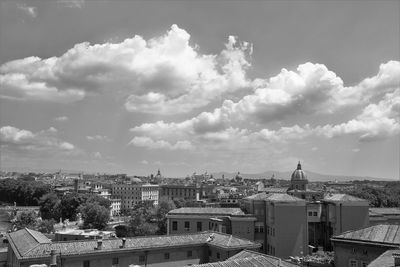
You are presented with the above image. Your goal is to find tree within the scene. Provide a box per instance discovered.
[60,193,88,221]
[39,193,61,221]
[154,200,176,234]
[79,203,110,230]
[13,211,37,230]
[37,219,56,233]
[115,225,129,237]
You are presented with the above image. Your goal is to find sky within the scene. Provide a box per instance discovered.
[0,0,399,179]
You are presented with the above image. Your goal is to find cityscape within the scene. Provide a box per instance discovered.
[0,1,399,267]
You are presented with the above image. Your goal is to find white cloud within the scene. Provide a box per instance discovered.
[0,25,251,114]
[86,135,111,142]
[140,160,149,165]
[128,136,193,151]
[17,4,37,18]
[55,116,69,122]
[0,126,77,153]
[58,0,85,8]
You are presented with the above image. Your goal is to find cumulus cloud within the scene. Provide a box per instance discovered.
[0,126,78,153]
[55,116,69,121]
[316,89,400,141]
[0,25,251,113]
[128,136,193,150]
[86,135,111,142]
[58,0,85,8]
[17,4,37,18]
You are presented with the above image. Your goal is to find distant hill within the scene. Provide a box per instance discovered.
[211,170,394,182]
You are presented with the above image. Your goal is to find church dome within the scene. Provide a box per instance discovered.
[291,162,307,181]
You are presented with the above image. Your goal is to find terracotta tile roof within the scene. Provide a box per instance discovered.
[323,193,367,202]
[244,192,270,200]
[8,229,260,260]
[191,250,299,267]
[369,208,400,216]
[368,249,400,267]
[266,193,305,202]
[7,228,51,258]
[168,208,244,216]
[332,224,400,246]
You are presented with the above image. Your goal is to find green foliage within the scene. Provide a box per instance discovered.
[13,211,38,230]
[348,182,400,207]
[79,202,110,230]
[0,179,51,206]
[39,193,61,221]
[37,219,56,233]
[115,225,129,237]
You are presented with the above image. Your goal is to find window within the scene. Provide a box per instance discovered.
[172,221,177,231]
[313,211,318,216]
[83,260,90,267]
[197,222,202,231]
[184,221,190,231]
[164,253,170,260]
[209,250,212,257]
[308,211,313,216]
[112,258,119,265]
[216,252,220,259]
[139,255,145,262]
[349,259,358,267]
[187,250,193,258]
[361,262,368,267]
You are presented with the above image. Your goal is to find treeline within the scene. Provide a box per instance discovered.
[348,181,400,207]
[39,192,111,230]
[0,178,51,206]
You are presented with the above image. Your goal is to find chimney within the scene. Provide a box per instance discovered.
[95,237,103,250]
[120,238,126,248]
[49,249,57,267]
[393,252,400,266]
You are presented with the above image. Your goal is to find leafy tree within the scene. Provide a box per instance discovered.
[13,211,38,230]
[79,202,110,230]
[115,225,129,237]
[39,193,61,221]
[60,193,88,221]
[154,200,176,234]
[37,219,56,233]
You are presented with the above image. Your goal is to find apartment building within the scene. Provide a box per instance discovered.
[111,183,160,212]
[331,224,400,267]
[166,207,256,241]
[160,184,199,201]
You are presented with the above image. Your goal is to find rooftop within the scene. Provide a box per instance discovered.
[368,249,400,267]
[332,224,400,246]
[168,207,245,216]
[266,193,305,202]
[7,229,260,260]
[323,193,367,203]
[369,208,400,216]
[191,250,299,267]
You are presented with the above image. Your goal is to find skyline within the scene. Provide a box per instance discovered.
[0,0,399,179]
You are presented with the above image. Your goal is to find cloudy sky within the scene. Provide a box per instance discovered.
[0,0,399,179]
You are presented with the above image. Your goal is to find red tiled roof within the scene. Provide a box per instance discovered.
[7,229,260,260]
[323,193,367,202]
[191,250,299,267]
[168,208,244,216]
[7,228,51,258]
[332,224,400,246]
[368,249,400,267]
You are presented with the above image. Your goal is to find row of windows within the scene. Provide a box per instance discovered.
[82,251,195,267]
[172,221,202,231]
[266,226,275,236]
[308,211,318,216]
[349,259,368,267]
[208,250,220,259]
[266,244,275,255]
[255,225,264,233]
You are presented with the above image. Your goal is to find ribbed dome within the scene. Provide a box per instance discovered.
[291,162,307,181]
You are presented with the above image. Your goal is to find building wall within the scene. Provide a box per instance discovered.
[160,186,198,201]
[265,201,308,259]
[14,245,249,267]
[329,203,369,236]
[168,217,212,234]
[231,219,255,241]
[333,241,393,267]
